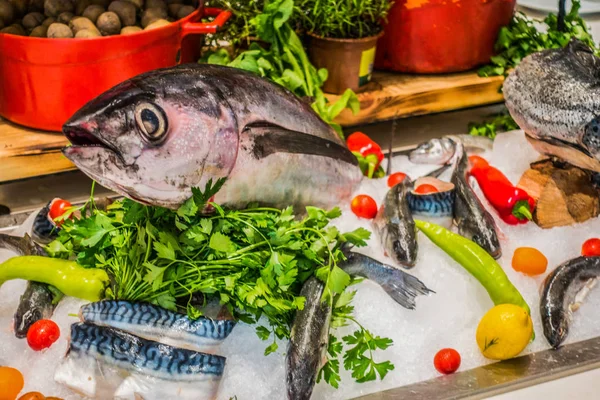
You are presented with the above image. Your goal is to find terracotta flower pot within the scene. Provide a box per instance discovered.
[308,32,383,94]
[374,0,517,74]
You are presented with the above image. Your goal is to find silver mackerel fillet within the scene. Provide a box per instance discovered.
[79,300,235,352]
[61,64,362,209]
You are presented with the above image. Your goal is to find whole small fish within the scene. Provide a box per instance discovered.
[286,277,331,400]
[0,233,56,338]
[374,179,418,268]
[62,64,362,210]
[55,322,226,399]
[79,300,235,353]
[504,39,600,173]
[408,135,493,165]
[540,256,600,349]
[451,143,502,259]
[339,250,433,309]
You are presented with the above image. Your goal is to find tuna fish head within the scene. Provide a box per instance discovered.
[504,39,600,172]
[62,68,239,209]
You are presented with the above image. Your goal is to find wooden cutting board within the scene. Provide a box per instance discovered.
[0,70,504,183]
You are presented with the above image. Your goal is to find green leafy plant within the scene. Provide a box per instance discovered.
[468,111,519,139]
[47,182,393,385]
[479,0,597,77]
[201,0,360,137]
[203,0,265,47]
[293,0,393,39]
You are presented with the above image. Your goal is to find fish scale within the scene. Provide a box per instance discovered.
[69,323,226,380]
[407,191,454,216]
[80,300,235,352]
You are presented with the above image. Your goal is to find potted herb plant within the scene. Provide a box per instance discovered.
[295,0,392,94]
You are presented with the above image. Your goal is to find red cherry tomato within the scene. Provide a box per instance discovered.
[351,195,378,219]
[49,198,72,222]
[414,184,438,194]
[582,238,600,257]
[469,155,489,170]
[27,319,60,351]
[434,348,461,374]
[387,172,407,187]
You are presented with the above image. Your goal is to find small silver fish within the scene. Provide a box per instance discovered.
[408,135,493,165]
[540,256,600,349]
[374,179,418,268]
[339,250,433,309]
[79,300,235,353]
[55,322,226,399]
[286,277,331,400]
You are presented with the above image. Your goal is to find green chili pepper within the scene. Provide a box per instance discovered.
[0,256,109,302]
[415,220,530,315]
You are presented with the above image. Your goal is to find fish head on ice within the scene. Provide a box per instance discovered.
[62,68,239,208]
[504,39,600,172]
[544,308,570,348]
[409,138,455,165]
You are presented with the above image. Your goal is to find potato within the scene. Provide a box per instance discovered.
[96,11,119,35]
[69,15,99,34]
[81,4,103,22]
[1,22,27,35]
[29,24,47,36]
[123,0,141,9]
[176,4,193,19]
[74,0,90,15]
[57,10,73,23]
[167,3,180,17]
[75,27,99,37]
[120,25,139,34]
[0,0,15,25]
[144,17,168,30]
[8,0,26,17]
[145,0,165,11]
[44,0,74,17]
[140,7,164,27]
[22,11,44,29]
[89,0,110,7]
[47,21,72,37]
[41,16,55,27]
[108,1,134,26]
[29,0,45,12]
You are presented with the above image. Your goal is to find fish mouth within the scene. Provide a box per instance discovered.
[62,124,126,165]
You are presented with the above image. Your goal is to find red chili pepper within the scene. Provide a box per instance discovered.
[346,132,385,179]
[470,164,535,225]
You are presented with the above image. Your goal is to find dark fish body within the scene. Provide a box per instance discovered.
[451,143,502,259]
[504,39,600,172]
[339,251,433,309]
[79,300,235,352]
[540,256,600,348]
[0,233,56,338]
[32,202,61,244]
[407,190,454,216]
[374,179,418,268]
[62,64,362,209]
[55,322,226,399]
[286,277,331,400]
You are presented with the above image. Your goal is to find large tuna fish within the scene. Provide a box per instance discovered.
[62,64,362,209]
[504,39,600,173]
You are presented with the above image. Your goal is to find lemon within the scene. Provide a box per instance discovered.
[476,304,533,360]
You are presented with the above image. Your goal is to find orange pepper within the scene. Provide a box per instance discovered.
[512,247,548,276]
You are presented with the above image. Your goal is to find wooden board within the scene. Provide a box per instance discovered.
[0,71,504,183]
[331,71,504,126]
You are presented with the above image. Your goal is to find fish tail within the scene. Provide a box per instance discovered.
[381,270,434,310]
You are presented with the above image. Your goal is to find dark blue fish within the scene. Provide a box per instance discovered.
[31,201,61,244]
[407,190,454,217]
[79,300,235,352]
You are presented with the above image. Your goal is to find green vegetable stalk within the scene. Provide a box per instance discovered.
[414,220,530,315]
[0,256,109,302]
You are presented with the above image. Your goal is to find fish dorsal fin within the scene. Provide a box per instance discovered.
[565,39,600,81]
[242,123,358,166]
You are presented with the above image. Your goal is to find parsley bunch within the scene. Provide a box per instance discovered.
[479,0,597,77]
[46,180,393,385]
[467,111,519,139]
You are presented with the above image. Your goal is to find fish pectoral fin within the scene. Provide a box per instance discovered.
[242,122,358,165]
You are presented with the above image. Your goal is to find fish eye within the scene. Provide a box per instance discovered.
[134,102,168,143]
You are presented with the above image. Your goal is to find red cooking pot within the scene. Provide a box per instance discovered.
[375,0,516,74]
[0,5,231,132]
